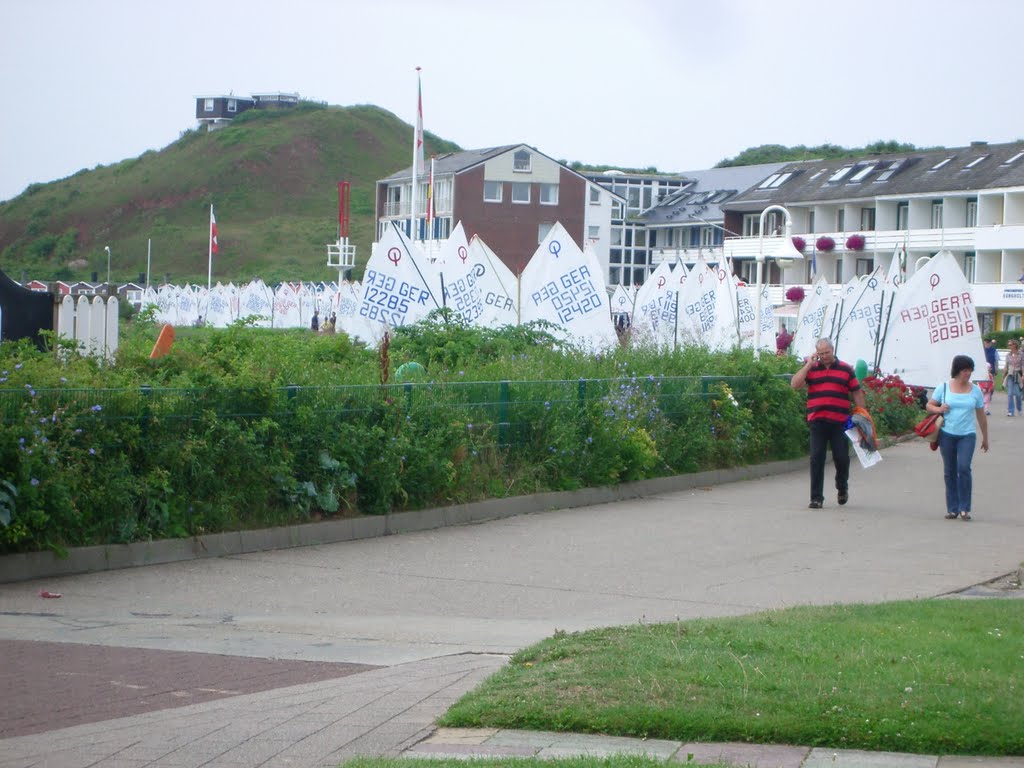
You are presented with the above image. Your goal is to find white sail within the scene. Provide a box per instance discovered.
[792,275,832,360]
[707,261,740,351]
[466,235,519,329]
[676,256,719,348]
[155,285,177,326]
[356,221,441,343]
[519,222,617,351]
[631,260,679,350]
[878,250,986,386]
[609,283,634,318]
[273,282,302,328]
[883,243,906,291]
[205,282,234,327]
[833,271,885,368]
[431,222,486,325]
[736,280,766,350]
[238,279,274,327]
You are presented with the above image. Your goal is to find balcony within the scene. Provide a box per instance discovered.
[723,228,977,259]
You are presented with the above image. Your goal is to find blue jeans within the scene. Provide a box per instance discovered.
[1007,375,1023,415]
[938,430,976,515]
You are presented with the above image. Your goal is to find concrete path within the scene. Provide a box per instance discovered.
[1,395,1021,767]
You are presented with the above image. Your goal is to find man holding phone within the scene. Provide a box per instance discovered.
[790,338,867,509]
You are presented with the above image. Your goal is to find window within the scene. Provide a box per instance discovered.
[1003,151,1024,166]
[483,181,502,202]
[587,225,600,240]
[627,187,640,210]
[930,157,953,171]
[700,226,715,246]
[856,258,874,277]
[742,214,760,237]
[758,174,781,189]
[837,209,845,231]
[874,159,903,182]
[512,182,530,203]
[227,99,237,113]
[861,208,876,231]
[539,183,559,205]
[643,187,652,209]
[807,211,815,232]
[204,98,214,112]
[964,252,976,282]
[961,156,987,170]
[897,202,909,230]
[538,222,553,242]
[828,166,854,183]
[589,186,601,204]
[966,199,978,227]
[513,150,531,172]
[931,201,944,228]
[848,164,876,183]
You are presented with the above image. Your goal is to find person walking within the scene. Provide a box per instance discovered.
[790,337,867,509]
[927,355,989,521]
[1002,339,1023,416]
[982,338,998,414]
[310,310,320,332]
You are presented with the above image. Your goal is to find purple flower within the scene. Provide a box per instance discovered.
[89,448,96,455]
[14,363,22,370]
[30,478,39,486]
[467,423,473,430]
[91,405,102,412]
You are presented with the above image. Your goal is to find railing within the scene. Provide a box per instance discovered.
[0,376,773,448]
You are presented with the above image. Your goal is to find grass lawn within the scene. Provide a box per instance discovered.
[345,758,731,768]
[437,600,1023,756]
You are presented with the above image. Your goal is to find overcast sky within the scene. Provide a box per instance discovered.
[2,0,1022,203]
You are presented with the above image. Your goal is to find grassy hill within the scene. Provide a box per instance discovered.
[0,103,459,285]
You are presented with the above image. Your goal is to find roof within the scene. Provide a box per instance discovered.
[636,162,790,227]
[194,94,256,102]
[379,144,598,188]
[727,141,1024,211]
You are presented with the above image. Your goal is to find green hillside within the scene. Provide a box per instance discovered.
[0,103,459,285]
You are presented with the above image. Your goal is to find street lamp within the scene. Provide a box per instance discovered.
[753,205,804,358]
[104,246,111,292]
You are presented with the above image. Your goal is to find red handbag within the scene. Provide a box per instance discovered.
[913,412,942,439]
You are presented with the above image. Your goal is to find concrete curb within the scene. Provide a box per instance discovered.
[0,457,805,584]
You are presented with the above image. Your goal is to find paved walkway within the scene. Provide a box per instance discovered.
[1,395,1022,767]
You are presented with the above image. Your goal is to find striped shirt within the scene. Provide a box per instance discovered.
[806,360,861,423]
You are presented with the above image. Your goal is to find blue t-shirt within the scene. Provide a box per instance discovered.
[933,381,984,435]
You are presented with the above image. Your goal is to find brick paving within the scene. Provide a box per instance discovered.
[0,638,378,739]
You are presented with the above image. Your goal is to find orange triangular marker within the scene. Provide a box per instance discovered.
[149,324,175,359]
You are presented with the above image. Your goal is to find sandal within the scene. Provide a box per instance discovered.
[960,511,972,521]
[945,512,958,519]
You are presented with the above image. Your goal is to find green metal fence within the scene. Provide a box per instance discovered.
[1,375,776,448]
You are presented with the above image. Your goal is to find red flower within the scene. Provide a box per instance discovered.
[846,233,866,251]
[816,236,835,252]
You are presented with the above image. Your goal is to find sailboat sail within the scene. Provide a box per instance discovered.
[519,222,617,351]
[792,275,832,360]
[879,250,986,386]
[466,235,519,328]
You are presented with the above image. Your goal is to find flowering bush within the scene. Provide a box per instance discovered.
[792,236,806,253]
[816,236,835,252]
[860,373,924,437]
[846,233,866,251]
[785,286,806,302]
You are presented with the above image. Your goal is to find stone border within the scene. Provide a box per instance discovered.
[0,458,805,584]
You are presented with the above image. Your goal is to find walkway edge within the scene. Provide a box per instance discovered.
[0,458,805,584]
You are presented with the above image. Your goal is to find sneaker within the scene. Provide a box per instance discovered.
[985,410,991,415]
[808,501,822,509]
[838,491,849,506]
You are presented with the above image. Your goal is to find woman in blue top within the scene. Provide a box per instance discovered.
[926,355,989,521]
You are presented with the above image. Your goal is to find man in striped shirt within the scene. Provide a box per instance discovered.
[790,338,867,509]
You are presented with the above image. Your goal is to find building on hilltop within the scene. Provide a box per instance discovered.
[194,92,299,130]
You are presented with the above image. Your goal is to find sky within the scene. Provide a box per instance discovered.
[2,0,1023,203]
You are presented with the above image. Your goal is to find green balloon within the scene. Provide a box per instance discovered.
[855,359,869,380]
[394,361,427,382]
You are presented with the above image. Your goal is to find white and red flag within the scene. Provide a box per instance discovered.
[210,206,219,254]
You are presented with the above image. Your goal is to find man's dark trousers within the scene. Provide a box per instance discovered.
[809,419,850,504]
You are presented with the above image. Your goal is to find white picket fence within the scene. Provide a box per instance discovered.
[56,294,119,360]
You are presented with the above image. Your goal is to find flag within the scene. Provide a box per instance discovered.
[415,68,424,177]
[210,206,219,254]
[811,247,817,277]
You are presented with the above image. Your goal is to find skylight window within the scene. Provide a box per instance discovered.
[961,156,988,170]
[758,174,781,189]
[874,160,903,182]
[930,157,953,171]
[767,172,793,188]
[847,164,876,183]
[828,166,854,183]
[1003,151,1024,165]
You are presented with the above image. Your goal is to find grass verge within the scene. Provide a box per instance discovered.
[438,601,1023,756]
[344,758,730,768]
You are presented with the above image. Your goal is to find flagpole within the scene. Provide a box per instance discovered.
[410,66,422,243]
[208,204,214,290]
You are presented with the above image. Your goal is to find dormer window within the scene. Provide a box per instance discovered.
[513,150,531,172]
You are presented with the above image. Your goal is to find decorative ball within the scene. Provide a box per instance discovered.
[394,361,427,382]
[855,359,869,381]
